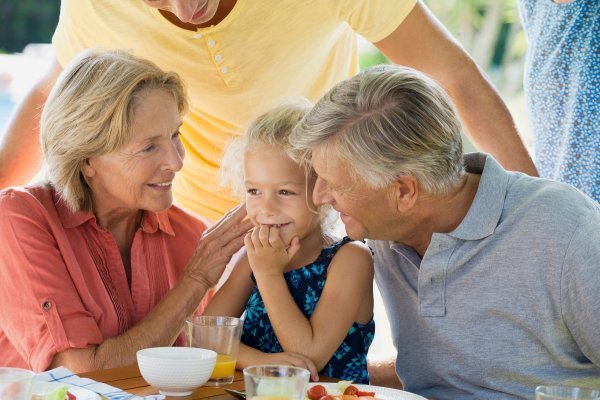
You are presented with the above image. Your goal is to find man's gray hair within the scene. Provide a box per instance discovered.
[290,65,465,194]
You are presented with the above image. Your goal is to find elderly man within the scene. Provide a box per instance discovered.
[290,65,600,399]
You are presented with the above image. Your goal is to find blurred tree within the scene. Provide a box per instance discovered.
[424,0,526,97]
[0,0,60,53]
[358,0,526,98]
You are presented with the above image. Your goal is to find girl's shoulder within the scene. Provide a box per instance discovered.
[324,236,373,258]
[325,236,374,272]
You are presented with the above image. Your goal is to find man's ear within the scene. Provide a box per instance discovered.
[81,158,96,179]
[393,175,418,213]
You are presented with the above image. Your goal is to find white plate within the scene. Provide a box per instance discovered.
[307,382,427,400]
[32,381,101,400]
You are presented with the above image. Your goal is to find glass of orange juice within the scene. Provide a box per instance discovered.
[243,365,309,400]
[185,316,242,386]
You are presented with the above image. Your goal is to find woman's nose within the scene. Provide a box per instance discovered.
[164,141,184,172]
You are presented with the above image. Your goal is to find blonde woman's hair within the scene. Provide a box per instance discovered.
[290,65,465,195]
[41,49,188,212]
[221,100,338,233]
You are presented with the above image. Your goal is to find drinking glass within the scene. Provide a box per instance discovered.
[185,316,242,386]
[535,385,600,400]
[0,367,34,400]
[243,365,310,400]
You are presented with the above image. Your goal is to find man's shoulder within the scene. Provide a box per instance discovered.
[500,174,600,238]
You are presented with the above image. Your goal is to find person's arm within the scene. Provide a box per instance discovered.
[237,344,319,380]
[561,216,600,367]
[203,252,320,379]
[202,253,254,318]
[248,227,374,370]
[367,357,403,389]
[49,204,253,372]
[374,1,537,176]
[0,58,62,188]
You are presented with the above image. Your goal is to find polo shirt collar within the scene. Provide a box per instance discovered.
[54,190,175,236]
[448,152,509,241]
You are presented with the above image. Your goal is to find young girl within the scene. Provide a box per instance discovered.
[204,101,375,383]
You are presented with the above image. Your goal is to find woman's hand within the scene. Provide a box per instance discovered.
[245,225,300,277]
[184,204,253,288]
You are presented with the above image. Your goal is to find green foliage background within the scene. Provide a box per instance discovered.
[0,0,60,53]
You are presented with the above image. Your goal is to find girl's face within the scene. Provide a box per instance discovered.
[244,145,321,246]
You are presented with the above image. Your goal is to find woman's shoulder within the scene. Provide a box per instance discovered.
[0,183,56,212]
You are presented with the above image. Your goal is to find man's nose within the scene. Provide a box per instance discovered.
[312,177,329,206]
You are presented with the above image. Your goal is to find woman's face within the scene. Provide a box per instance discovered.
[83,88,184,215]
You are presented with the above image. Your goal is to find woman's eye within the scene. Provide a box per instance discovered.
[172,130,181,139]
[142,144,156,153]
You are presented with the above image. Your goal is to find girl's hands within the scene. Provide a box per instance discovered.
[260,351,319,381]
[184,204,253,288]
[244,225,300,277]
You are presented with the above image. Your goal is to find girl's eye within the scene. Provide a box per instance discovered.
[279,190,294,196]
[247,189,259,196]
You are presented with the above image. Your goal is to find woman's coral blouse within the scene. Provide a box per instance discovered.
[0,185,206,371]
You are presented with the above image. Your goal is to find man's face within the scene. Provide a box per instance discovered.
[142,0,220,25]
[311,149,399,241]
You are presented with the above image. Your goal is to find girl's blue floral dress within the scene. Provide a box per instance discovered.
[241,237,375,383]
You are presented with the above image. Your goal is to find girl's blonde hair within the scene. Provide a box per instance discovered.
[41,49,188,212]
[221,99,337,233]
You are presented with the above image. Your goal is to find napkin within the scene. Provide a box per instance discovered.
[36,367,165,400]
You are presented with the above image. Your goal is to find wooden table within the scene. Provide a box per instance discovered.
[80,364,245,399]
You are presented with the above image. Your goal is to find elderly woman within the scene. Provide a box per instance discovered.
[290,65,600,398]
[0,50,252,372]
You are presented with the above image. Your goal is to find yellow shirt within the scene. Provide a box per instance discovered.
[53,0,416,220]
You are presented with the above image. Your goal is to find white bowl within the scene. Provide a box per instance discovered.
[137,347,217,396]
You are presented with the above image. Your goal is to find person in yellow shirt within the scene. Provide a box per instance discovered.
[0,0,537,220]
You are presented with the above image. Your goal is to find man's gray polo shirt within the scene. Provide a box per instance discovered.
[371,153,600,400]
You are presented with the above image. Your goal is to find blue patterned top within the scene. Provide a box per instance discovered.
[241,237,375,383]
[518,0,599,202]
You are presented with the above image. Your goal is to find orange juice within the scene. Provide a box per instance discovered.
[210,354,236,379]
